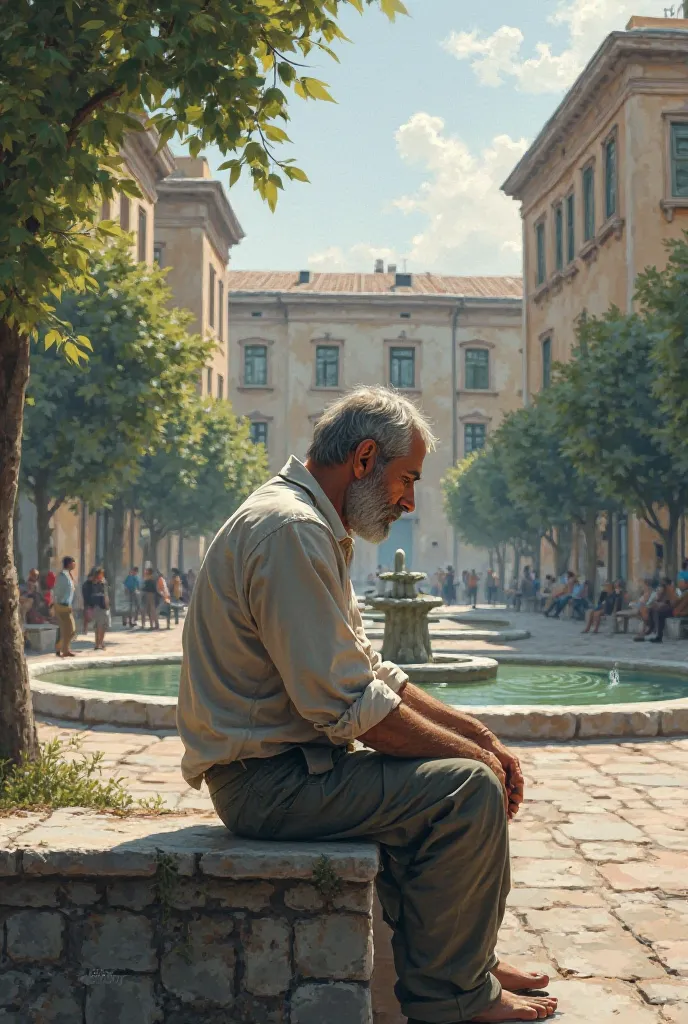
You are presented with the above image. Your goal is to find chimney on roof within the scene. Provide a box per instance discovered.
[374,259,385,274]
[394,272,413,288]
[387,263,397,274]
[298,270,311,285]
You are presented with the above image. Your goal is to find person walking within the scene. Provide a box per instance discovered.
[169,568,184,626]
[53,556,77,657]
[91,567,110,651]
[123,566,141,628]
[157,570,172,629]
[179,387,556,1024]
[142,568,159,630]
[467,569,480,609]
[442,565,456,605]
[81,567,96,635]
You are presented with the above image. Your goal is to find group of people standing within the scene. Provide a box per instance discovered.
[121,566,192,630]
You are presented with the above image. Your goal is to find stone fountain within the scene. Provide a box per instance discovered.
[368,549,499,684]
[369,549,443,664]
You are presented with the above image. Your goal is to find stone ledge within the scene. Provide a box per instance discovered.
[1,809,379,882]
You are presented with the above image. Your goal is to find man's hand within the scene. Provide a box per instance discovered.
[488,741,524,819]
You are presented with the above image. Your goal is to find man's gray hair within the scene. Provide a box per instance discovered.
[306,386,438,467]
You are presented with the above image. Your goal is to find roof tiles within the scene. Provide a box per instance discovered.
[227,270,522,300]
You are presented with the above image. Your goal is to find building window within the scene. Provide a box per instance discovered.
[244,344,268,387]
[535,221,546,286]
[554,203,564,272]
[465,348,490,390]
[218,281,224,342]
[542,336,552,389]
[315,345,339,388]
[206,367,213,395]
[583,165,595,242]
[250,421,268,447]
[464,423,486,454]
[671,122,688,197]
[153,243,163,267]
[208,266,216,328]
[217,374,224,400]
[604,135,618,219]
[566,192,575,264]
[251,311,263,318]
[390,346,415,389]
[120,194,130,231]
[137,207,147,263]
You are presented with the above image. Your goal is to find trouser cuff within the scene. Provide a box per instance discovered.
[400,972,502,1023]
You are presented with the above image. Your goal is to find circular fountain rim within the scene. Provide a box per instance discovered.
[28,654,688,739]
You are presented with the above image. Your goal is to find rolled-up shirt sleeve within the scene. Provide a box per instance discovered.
[349,589,409,695]
[246,521,401,742]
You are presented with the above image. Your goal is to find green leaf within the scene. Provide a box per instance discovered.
[294,78,336,102]
[283,165,309,182]
[379,0,409,21]
[44,329,61,350]
[263,124,291,143]
[76,334,93,352]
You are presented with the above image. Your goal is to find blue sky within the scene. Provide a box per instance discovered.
[197,0,663,275]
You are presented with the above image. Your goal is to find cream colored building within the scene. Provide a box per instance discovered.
[228,269,523,586]
[502,15,688,583]
[18,139,244,591]
[155,156,244,400]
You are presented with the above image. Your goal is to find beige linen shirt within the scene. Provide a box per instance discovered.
[177,456,407,789]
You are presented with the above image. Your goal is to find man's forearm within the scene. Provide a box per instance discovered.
[360,701,494,765]
[400,681,497,750]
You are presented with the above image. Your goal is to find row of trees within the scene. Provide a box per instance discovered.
[444,234,688,589]
[20,238,269,603]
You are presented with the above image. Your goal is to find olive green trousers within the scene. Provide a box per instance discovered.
[206,747,510,1023]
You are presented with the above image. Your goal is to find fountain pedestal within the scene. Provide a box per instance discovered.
[368,549,444,664]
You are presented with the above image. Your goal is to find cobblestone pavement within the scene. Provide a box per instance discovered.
[25,605,688,1019]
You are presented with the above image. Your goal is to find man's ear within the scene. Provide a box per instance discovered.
[352,439,378,480]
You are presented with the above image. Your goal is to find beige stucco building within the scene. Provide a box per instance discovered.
[228,269,523,585]
[18,138,244,593]
[155,156,244,400]
[502,15,688,583]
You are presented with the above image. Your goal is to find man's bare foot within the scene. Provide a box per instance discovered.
[493,962,549,993]
[471,989,558,1021]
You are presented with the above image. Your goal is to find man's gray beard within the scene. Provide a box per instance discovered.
[344,460,401,544]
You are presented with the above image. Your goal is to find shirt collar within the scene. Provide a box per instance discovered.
[279,456,351,549]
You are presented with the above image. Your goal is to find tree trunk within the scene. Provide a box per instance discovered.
[495,545,506,602]
[662,509,681,579]
[555,522,573,576]
[177,531,184,572]
[0,320,38,764]
[582,514,599,602]
[149,528,163,569]
[104,499,126,616]
[13,486,23,583]
[33,478,54,576]
[513,546,522,582]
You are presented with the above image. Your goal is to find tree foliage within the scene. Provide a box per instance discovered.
[551,308,688,575]
[21,239,213,568]
[126,399,269,560]
[1,0,404,346]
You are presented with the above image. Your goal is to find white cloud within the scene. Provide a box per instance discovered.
[392,113,528,273]
[443,0,660,94]
[308,243,398,272]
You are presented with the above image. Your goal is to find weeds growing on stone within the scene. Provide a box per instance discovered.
[0,736,165,814]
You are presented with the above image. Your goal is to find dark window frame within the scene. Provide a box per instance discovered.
[464,423,486,454]
[250,421,268,447]
[208,265,216,329]
[582,164,595,243]
[217,374,224,400]
[671,122,688,198]
[535,220,546,286]
[315,345,340,389]
[604,133,618,220]
[554,203,564,272]
[566,192,575,264]
[244,344,269,387]
[137,207,147,263]
[464,348,490,390]
[389,346,416,390]
[542,335,552,389]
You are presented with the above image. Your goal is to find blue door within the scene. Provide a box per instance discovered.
[378,518,414,571]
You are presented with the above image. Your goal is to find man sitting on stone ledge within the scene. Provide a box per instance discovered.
[177,386,557,1024]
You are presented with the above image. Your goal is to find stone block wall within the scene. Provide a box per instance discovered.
[0,811,378,1024]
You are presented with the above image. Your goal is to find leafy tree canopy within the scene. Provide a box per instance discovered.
[551,308,688,573]
[21,237,213,561]
[1,0,405,351]
[128,398,269,553]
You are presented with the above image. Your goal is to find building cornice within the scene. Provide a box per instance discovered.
[228,293,521,312]
[121,130,176,204]
[156,178,245,262]
[502,28,688,199]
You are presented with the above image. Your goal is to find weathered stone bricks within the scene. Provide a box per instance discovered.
[291,982,373,1024]
[295,915,373,981]
[79,911,156,971]
[6,910,64,963]
[160,919,235,1006]
[244,918,292,996]
[85,974,162,1024]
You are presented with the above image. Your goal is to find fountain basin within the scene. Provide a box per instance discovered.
[29,655,688,740]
